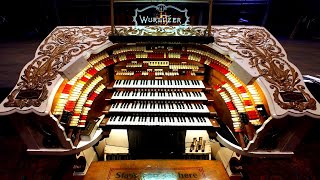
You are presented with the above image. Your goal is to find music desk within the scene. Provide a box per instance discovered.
[84,160,229,180]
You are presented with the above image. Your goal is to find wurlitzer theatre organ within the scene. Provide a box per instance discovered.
[1,26,320,176]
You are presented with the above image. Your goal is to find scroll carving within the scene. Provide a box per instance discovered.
[214,27,316,111]
[4,27,110,108]
[115,26,207,36]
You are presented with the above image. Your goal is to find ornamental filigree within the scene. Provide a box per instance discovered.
[4,26,110,108]
[213,27,316,111]
[115,26,206,36]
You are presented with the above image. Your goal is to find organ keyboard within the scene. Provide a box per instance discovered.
[106,115,214,128]
[105,57,214,132]
[113,80,205,89]
[107,101,210,113]
[100,57,218,157]
[111,90,207,100]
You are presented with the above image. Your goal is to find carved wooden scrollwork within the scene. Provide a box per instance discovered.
[115,26,207,36]
[214,27,316,111]
[4,27,110,108]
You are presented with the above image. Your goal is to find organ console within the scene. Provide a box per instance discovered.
[0,25,320,177]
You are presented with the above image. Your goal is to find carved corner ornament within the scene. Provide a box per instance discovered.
[4,27,110,108]
[213,27,316,111]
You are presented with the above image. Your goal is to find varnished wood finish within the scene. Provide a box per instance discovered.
[207,105,217,116]
[84,160,229,180]
[210,119,220,127]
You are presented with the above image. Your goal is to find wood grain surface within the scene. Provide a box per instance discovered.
[84,160,229,180]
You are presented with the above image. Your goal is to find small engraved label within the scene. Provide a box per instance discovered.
[16,90,42,99]
[280,92,307,102]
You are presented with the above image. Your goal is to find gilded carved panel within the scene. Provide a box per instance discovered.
[4,27,110,108]
[213,27,316,111]
[114,26,207,36]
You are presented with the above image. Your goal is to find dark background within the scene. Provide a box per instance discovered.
[0,0,319,41]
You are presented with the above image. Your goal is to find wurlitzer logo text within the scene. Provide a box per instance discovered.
[133,4,190,26]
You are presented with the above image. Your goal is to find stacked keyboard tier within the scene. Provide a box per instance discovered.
[106,114,214,129]
[101,59,220,159]
[103,59,218,130]
[112,90,207,100]
[113,80,205,89]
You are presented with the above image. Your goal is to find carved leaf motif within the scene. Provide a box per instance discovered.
[214,27,316,111]
[115,26,207,37]
[4,27,108,108]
